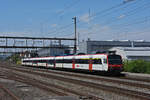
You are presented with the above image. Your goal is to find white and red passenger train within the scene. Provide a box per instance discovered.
[22,53,123,73]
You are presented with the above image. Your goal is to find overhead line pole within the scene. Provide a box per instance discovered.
[72,16,77,54]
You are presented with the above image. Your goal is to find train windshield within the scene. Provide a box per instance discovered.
[108,55,122,65]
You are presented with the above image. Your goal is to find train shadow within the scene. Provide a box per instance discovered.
[23,65,125,77]
[49,68,125,77]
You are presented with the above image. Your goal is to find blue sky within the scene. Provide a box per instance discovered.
[0,0,150,41]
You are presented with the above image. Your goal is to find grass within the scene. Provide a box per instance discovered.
[124,60,150,74]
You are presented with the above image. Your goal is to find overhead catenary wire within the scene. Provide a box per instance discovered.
[48,23,74,35]
[81,0,150,36]
[50,29,74,37]
[79,0,138,24]
[76,0,140,32]
[48,0,150,40]
[99,1,150,26]
[48,0,136,37]
[113,16,150,28]
[78,0,148,28]
[57,0,81,16]
[47,0,81,36]
[77,0,140,28]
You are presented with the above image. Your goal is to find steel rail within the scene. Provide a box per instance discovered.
[0,84,20,100]
[38,68,150,89]
[12,68,150,100]
[0,70,102,100]
[8,66,150,90]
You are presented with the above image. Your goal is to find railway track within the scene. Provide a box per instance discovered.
[120,76,150,83]
[0,70,102,100]
[5,65,150,90]
[2,66,150,100]
[29,67,150,89]
[1,62,150,100]
[0,83,20,100]
[6,62,150,83]
[0,71,67,97]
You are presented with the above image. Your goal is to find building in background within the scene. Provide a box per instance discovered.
[78,40,150,60]
[20,50,38,58]
[110,47,150,61]
[78,40,150,54]
[37,45,73,57]
[23,39,150,61]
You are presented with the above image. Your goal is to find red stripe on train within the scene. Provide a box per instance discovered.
[89,60,92,71]
[72,60,75,69]
[108,64,123,67]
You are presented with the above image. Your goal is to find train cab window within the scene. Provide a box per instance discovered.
[108,55,122,65]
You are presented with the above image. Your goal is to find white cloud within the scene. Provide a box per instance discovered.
[78,24,112,41]
[51,24,57,28]
[79,13,90,23]
[118,14,126,19]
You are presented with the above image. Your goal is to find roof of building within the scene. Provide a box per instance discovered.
[111,47,150,56]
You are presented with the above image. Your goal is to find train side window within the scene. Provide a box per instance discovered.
[63,59,67,63]
[33,60,37,64]
[67,59,72,63]
[56,59,63,63]
[48,60,54,64]
[93,59,102,64]
[75,59,89,64]
[75,59,79,63]
[56,60,59,63]
[60,59,72,63]
[40,60,47,63]
[84,59,89,64]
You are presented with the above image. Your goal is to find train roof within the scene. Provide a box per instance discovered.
[22,53,109,60]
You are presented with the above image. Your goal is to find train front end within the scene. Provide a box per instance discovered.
[107,54,123,72]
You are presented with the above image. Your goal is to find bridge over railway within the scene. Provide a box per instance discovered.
[0,36,76,55]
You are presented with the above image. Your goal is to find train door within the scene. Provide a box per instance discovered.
[102,58,108,71]
[89,58,93,71]
[54,59,56,68]
[72,58,75,69]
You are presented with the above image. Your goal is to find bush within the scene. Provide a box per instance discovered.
[6,54,21,64]
[124,60,150,74]
[146,62,150,74]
